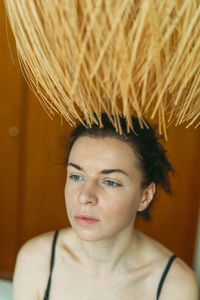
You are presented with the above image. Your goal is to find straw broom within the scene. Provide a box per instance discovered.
[4,0,200,136]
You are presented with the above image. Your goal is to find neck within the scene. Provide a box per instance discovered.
[75,227,140,276]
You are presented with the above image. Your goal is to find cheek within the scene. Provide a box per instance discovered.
[103,193,139,220]
[101,199,138,232]
[64,185,75,210]
[65,180,76,198]
[64,186,77,224]
[64,184,68,203]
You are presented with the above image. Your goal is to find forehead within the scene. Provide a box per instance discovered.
[68,136,140,172]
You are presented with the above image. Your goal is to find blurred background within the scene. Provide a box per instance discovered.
[0,1,200,287]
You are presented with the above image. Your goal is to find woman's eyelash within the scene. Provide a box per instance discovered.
[104,180,121,187]
[69,174,83,181]
[68,175,121,187]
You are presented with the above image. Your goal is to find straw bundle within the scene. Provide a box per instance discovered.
[4,0,200,135]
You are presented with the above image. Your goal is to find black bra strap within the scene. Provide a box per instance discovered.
[156,254,176,300]
[43,230,59,300]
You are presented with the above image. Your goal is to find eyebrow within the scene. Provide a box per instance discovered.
[67,162,129,177]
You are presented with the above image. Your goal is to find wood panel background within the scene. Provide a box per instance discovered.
[0,2,200,275]
[0,1,24,274]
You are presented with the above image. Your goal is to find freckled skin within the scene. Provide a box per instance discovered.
[65,136,150,242]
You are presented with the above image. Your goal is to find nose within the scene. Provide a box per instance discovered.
[78,180,98,205]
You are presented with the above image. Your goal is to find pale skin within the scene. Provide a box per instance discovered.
[13,137,199,299]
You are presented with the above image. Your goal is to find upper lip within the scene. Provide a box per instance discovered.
[75,214,99,220]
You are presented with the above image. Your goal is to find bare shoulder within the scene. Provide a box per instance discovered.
[137,231,199,300]
[15,230,55,268]
[160,257,199,300]
[13,230,61,300]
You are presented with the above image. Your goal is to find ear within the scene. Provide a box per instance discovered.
[137,183,156,212]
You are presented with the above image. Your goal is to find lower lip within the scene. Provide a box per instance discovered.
[75,217,99,226]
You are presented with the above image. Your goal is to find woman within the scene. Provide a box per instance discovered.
[13,114,199,299]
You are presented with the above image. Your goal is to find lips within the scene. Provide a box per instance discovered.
[75,214,99,220]
[74,214,100,226]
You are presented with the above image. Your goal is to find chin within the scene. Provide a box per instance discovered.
[72,224,129,243]
[73,226,106,242]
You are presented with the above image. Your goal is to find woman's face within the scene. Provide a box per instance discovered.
[65,136,153,242]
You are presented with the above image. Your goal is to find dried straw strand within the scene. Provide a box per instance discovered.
[4,0,200,133]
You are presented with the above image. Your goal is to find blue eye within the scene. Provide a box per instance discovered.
[104,180,121,187]
[69,174,83,181]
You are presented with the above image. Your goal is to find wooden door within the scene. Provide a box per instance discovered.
[17,90,70,245]
[0,2,24,275]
